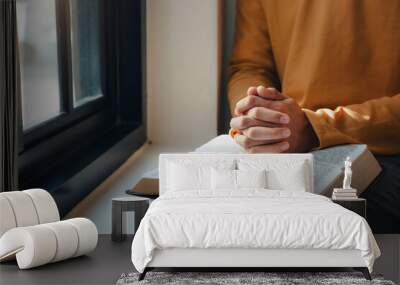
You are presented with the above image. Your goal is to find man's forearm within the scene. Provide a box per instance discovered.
[303,94,400,154]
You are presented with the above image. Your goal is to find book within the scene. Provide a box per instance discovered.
[332,196,360,201]
[126,178,159,198]
[334,192,357,195]
[332,188,358,198]
[333,188,357,193]
[332,193,358,197]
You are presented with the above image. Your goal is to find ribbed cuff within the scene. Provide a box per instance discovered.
[303,108,357,149]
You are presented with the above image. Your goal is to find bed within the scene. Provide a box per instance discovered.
[131,154,380,280]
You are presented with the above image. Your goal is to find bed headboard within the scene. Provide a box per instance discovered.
[159,153,314,196]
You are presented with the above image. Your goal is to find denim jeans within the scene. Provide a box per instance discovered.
[360,154,400,233]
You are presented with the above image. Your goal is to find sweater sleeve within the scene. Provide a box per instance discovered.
[227,0,280,115]
[303,94,400,154]
[228,0,400,155]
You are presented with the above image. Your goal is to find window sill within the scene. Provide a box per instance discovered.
[21,124,146,217]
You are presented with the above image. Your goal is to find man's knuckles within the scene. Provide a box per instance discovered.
[247,86,258,96]
[247,96,283,111]
[248,141,290,154]
[235,135,253,149]
[246,95,258,107]
[247,107,285,123]
[241,136,253,149]
[247,107,263,119]
[244,127,291,140]
[230,116,252,129]
[271,102,285,112]
[244,127,258,140]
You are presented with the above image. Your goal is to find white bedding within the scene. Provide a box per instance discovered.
[131,190,380,273]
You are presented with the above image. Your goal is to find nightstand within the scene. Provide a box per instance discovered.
[112,196,150,242]
[332,198,366,218]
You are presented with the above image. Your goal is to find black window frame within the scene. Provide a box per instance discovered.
[16,0,147,216]
[20,0,115,148]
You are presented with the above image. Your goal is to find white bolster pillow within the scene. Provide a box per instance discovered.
[24,189,60,224]
[0,196,17,237]
[0,218,98,269]
[0,191,40,228]
[0,189,60,237]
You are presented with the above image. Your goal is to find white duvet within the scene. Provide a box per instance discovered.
[131,190,380,273]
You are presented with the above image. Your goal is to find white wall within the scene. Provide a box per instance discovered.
[146,0,220,148]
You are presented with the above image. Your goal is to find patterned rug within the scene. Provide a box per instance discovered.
[116,271,396,285]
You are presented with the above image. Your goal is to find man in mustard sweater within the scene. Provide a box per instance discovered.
[228,0,399,232]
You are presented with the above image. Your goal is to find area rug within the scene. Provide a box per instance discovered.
[116,272,396,285]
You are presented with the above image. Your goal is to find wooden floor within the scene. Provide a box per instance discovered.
[0,235,133,285]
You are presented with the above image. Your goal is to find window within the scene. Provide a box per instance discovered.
[16,0,109,140]
[17,0,62,130]
[15,0,146,216]
[70,0,103,107]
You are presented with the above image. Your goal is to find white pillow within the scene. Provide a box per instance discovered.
[267,163,307,191]
[167,163,209,191]
[236,169,267,188]
[211,168,236,189]
[167,160,235,191]
[211,169,267,190]
[238,159,309,191]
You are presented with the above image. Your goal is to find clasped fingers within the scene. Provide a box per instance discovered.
[242,126,291,141]
[235,135,290,153]
[247,107,290,124]
[230,116,278,130]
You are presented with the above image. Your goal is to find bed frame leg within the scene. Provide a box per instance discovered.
[354,267,371,280]
[138,268,148,281]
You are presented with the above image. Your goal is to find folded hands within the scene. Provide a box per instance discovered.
[230,86,319,153]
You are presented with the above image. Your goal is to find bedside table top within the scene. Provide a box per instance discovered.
[112,196,150,202]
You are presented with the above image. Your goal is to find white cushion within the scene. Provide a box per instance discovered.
[268,163,308,191]
[1,191,40,227]
[0,218,97,269]
[166,159,235,192]
[0,196,17,237]
[24,189,60,224]
[65,218,98,257]
[211,168,236,190]
[211,169,267,190]
[238,159,309,191]
[0,190,60,238]
[167,163,210,191]
[236,169,267,189]
[0,189,98,270]
[159,154,313,195]
[42,221,79,262]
